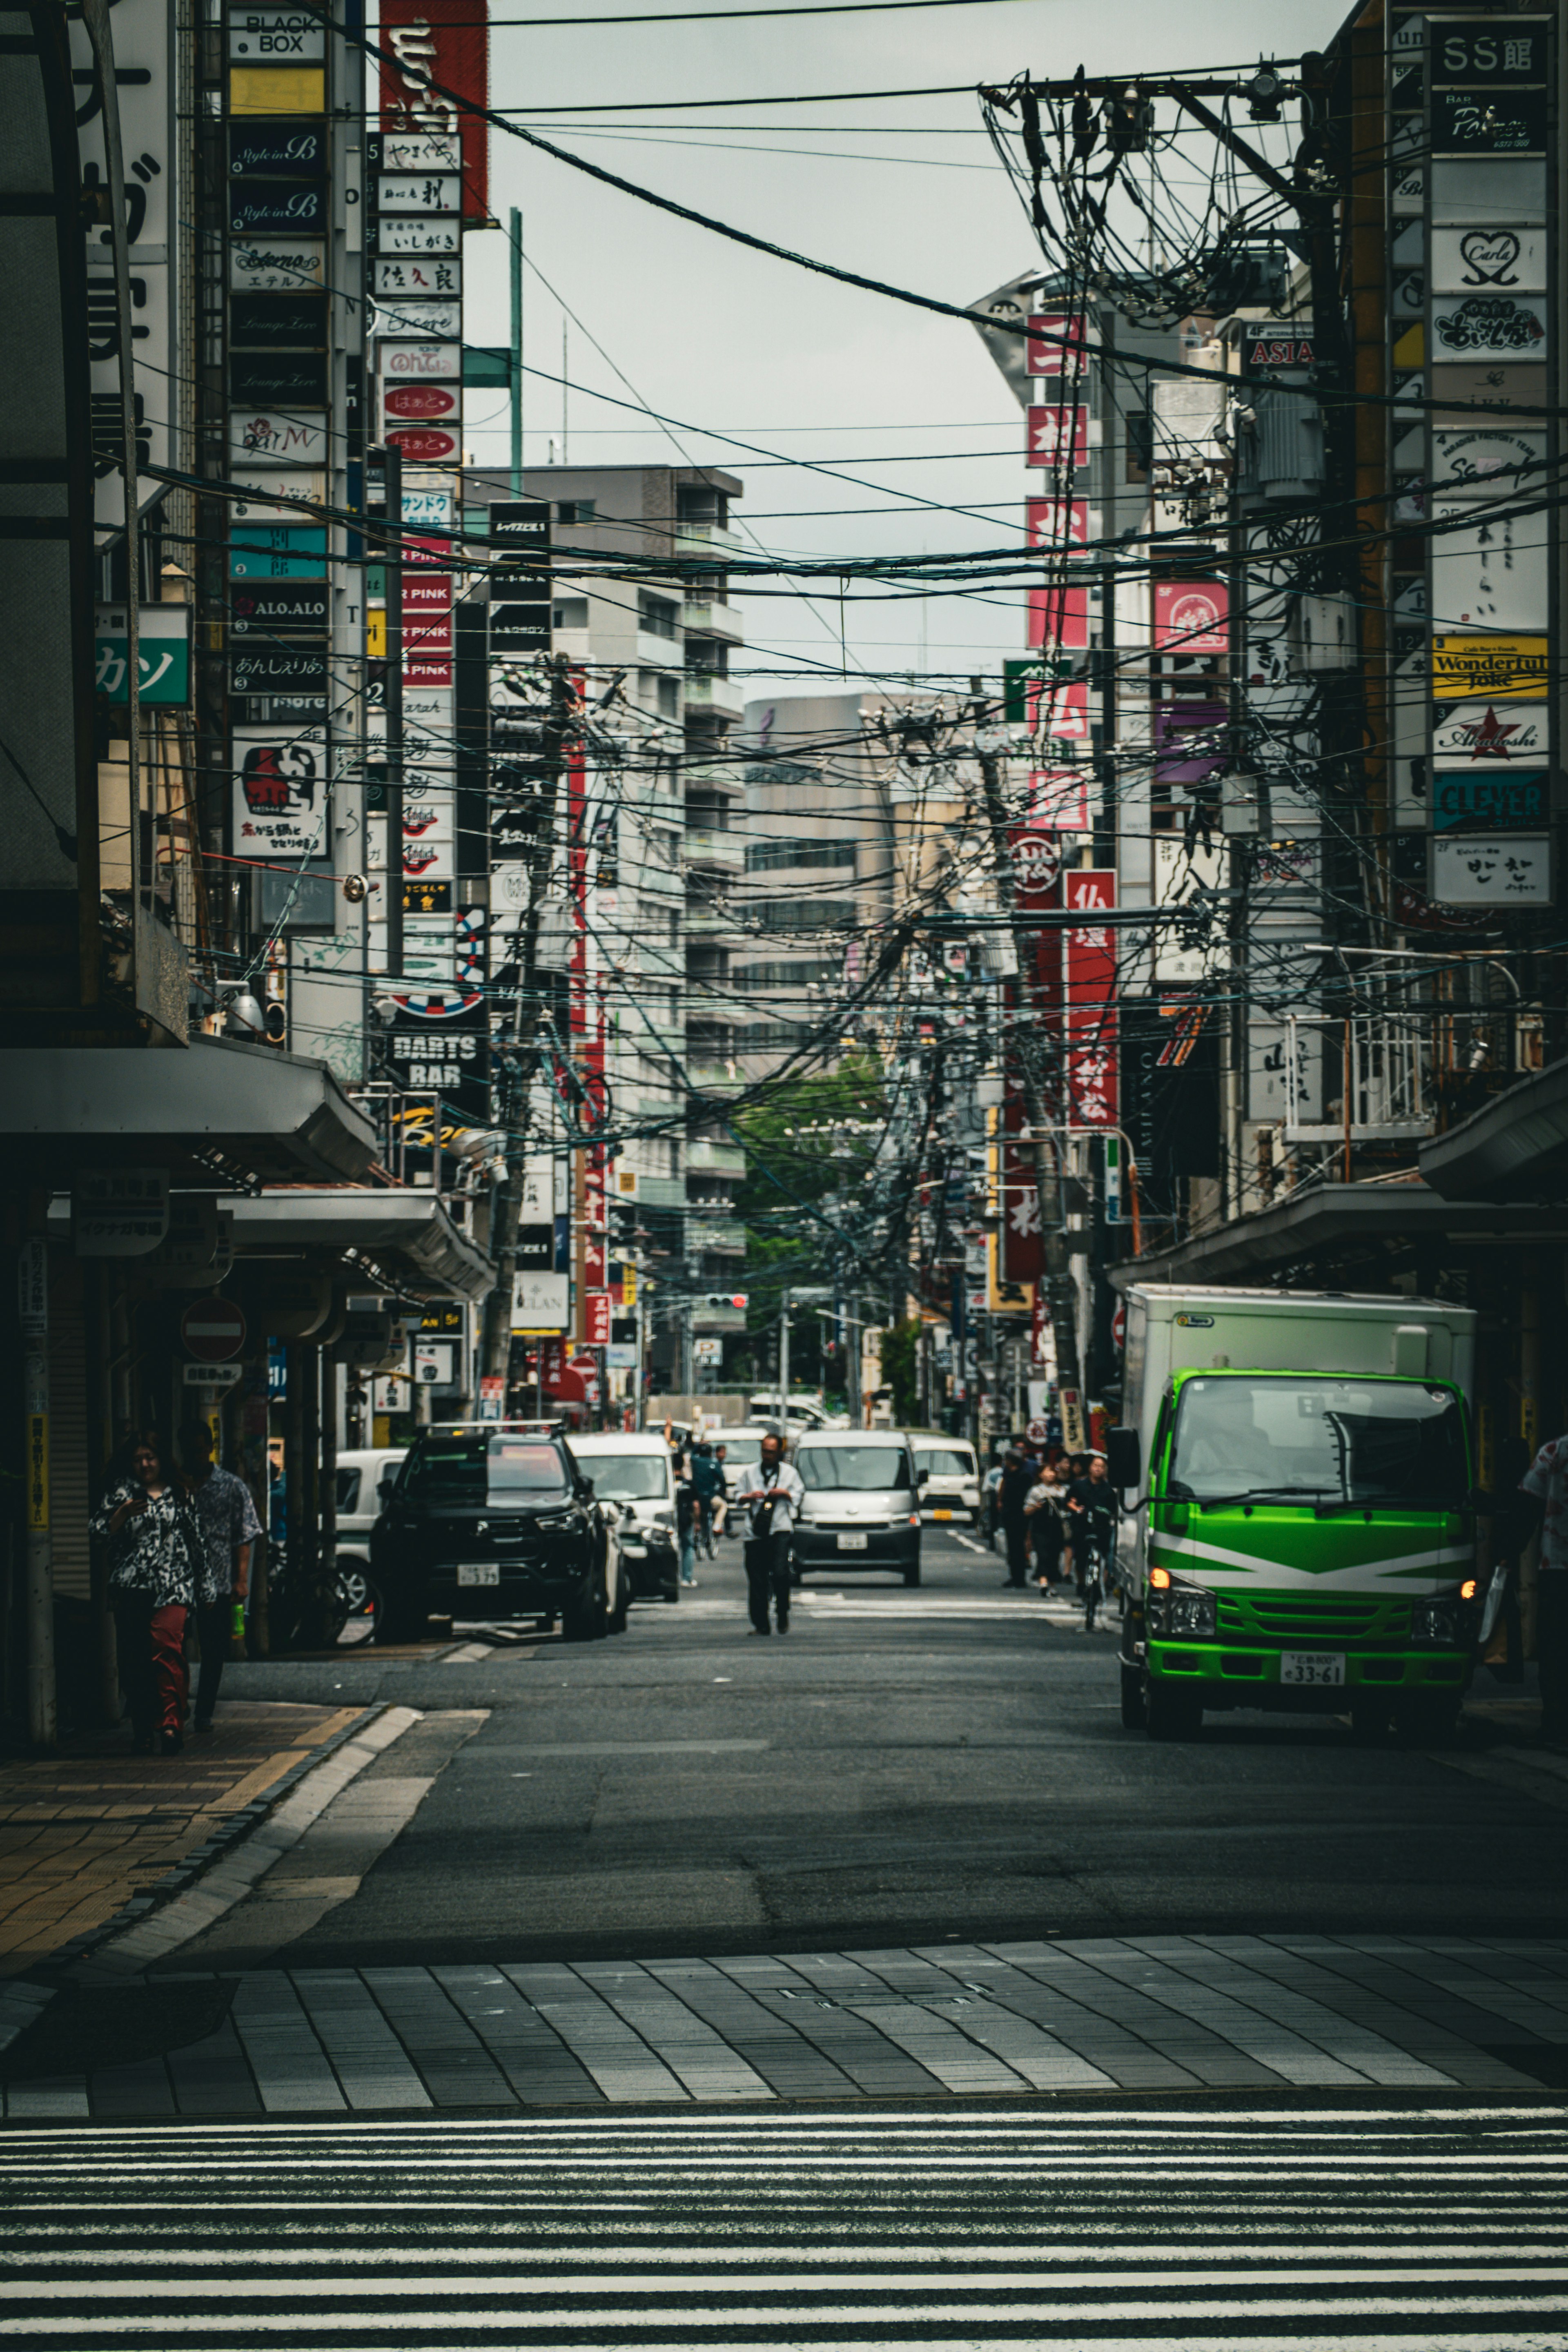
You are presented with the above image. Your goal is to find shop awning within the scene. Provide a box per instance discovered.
[226,1189,493,1303]
[3,1037,377,1185]
[1421,1058,1568,1204]
[1110,1182,1568,1290]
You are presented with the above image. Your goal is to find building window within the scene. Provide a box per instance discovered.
[639,591,680,639]
[556,499,595,523]
[686,639,727,675]
[552,598,589,629]
[732,959,840,986]
[753,899,855,932]
[657,674,680,719]
[1126,409,1152,482]
[744,838,856,873]
[677,486,728,529]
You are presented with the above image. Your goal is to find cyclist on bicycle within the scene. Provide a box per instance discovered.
[1068,1452,1115,1630]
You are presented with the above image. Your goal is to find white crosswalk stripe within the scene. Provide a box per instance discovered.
[3,2109,1567,2349]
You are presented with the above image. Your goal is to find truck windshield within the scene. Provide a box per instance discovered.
[1167,1376,1466,1510]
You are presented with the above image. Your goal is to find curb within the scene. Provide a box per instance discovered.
[18,1702,392,1987]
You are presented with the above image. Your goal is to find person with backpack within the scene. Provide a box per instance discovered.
[690,1440,724,1560]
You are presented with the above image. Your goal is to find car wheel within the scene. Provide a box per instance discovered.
[608,1566,630,1635]
[1119,1663,1146,1730]
[336,1557,372,1616]
[1145,1679,1202,1741]
[563,1575,608,1642]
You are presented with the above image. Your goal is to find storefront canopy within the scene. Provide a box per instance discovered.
[4,1037,378,1185]
[1110,1182,1568,1290]
[225,1189,492,1303]
[1421,1058,1568,1205]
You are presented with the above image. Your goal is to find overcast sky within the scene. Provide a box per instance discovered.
[449,0,1350,699]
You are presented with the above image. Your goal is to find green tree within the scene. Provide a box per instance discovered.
[879,1319,921,1426]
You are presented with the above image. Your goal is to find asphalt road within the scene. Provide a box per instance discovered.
[208,1526,1565,1971]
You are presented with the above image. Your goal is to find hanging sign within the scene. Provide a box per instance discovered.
[1430,834,1552,904]
[94,606,191,704]
[379,0,491,223]
[230,240,325,293]
[1431,700,1549,762]
[1432,635,1549,698]
[1431,294,1548,361]
[1154,580,1229,654]
[1027,405,1089,469]
[1431,771,1548,832]
[1430,226,1548,294]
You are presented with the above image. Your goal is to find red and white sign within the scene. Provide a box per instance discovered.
[382,381,460,422]
[584,1292,612,1346]
[181,1295,246,1363]
[1026,497,1088,552]
[404,650,453,687]
[1035,679,1090,744]
[403,609,452,653]
[380,342,461,381]
[1154,579,1229,655]
[402,571,454,614]
[1027,405,1088,470]
[385,423,461,464]
[1111,1300,1127,1353]
[380,0,490,223]
[1063,870,1118,1129]
[1026,312,1086,379]
[404,535,452,569]
[1027,582,1088,651]
[1029,769,1091,831]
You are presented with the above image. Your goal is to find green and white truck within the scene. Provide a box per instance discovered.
[1108,1285,1482,1742]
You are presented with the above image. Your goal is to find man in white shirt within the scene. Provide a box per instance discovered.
[733,1431,805,1635]
[1508,1434,1568,1746]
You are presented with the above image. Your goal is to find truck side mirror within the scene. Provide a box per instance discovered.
[1107,1426,1141,1492]
[377,1474,396,1504]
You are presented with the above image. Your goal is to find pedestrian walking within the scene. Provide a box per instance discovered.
[998,1445,1035,1588]
[690,1441,724,1560]
[675,1466,700,1588]
[733,1430,804,1635]
[1499,1432,1568,1746]
[91,1430,206,1757]
[179,1419,261,1733]
[1024,1457,1071,1591]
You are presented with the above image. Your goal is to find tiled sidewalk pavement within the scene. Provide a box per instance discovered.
[0,1702,368,1980]
[7,1933,1568,2117]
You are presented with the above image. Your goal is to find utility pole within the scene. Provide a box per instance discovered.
[777,1287,790,1429]
[509,208,523,494]
[481,655,576,1384]
[383,443,404,978]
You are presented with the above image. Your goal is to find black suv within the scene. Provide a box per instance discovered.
[370,1426,622,1643]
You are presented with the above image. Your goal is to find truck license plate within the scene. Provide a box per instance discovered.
[836,1532,868,1550]
[1280,1650,1343,1686]
[931,1508,953,1521]
[457,1562,500,1586]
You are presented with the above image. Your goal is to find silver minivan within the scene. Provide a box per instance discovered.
[790,1429,926,1585]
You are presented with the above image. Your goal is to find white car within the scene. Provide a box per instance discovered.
[912,1439,982,1527]
[566,1431,680,1603]
[334,1446,408,1618]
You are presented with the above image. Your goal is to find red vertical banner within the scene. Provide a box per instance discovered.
[1000,831,1064,1285]
[1063,871,1118,1129]
[380,0,490,224]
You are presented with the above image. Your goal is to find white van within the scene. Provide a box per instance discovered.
[911,1437,981,1526]
[334,1445,407,1616]
[791,1429,926,1585]
[566,1430,680,1603]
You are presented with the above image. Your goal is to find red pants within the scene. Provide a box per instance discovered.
[115,1599,189,1739]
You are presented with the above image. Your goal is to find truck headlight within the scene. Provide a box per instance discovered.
[1411,1597,1461,1645]
[1154,1587,1216,1639]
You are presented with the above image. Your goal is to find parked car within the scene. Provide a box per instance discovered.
[912,1438,982,1526]
[369,1424,626,1643]
[790,1430,926,1585]
[566,1431,679,1603]
[334,1446,407,1621]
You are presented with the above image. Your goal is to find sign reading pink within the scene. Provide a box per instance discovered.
[1027,405,1089,470]
[1154,579,1229,655]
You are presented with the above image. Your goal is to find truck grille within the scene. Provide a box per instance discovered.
[1217,1593,1411,1645]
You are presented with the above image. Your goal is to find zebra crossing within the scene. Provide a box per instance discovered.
[2,2107,1566,2348]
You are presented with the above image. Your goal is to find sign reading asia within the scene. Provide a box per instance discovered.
[383,990,491,1122]
[380,0,490,224]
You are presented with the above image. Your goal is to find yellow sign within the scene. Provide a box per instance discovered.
[1432,635,1549,699]
[230,66,325,113]
[366,609,387,659]
[621,1270,637,1308]
[26,1413,48,1530]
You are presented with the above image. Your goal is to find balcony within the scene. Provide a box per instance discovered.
[686,827,745,873]
[686,1136,746,1177]
[675,522,744,563]
[682,599,744,643]
[635,630,684,670]
[680,758,748,797]
[683,673,746,720]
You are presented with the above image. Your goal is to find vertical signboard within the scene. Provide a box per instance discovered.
[379,0,490,224]
[1062,871,1118,1129]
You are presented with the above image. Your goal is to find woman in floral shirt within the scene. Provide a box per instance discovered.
[91,1430,205,1755]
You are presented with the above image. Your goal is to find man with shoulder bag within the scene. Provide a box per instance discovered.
[733,1431,804,1636]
